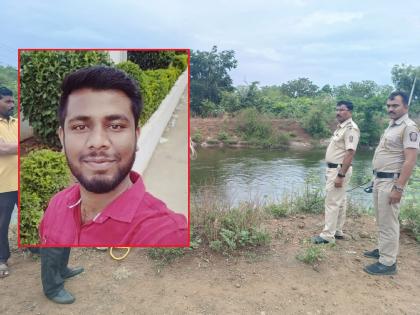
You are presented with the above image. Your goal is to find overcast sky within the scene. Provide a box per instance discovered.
[2,0,419,87]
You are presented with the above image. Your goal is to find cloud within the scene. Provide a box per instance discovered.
[298,10,365,30]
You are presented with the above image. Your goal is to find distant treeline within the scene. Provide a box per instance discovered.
[190,46,420,146]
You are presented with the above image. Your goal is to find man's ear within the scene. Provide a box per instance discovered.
[135,127,140,151]
[58,127,64,153]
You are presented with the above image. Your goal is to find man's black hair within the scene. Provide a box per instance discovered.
[388,90,409,107]
[336,100,353,111]
[0,87,13,99]
[59,66,143,128]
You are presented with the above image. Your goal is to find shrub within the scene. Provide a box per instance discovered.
[301,107,331,139]
[192,195,270,254]
[217,131,229,142]
[20,50,111,147]
[128,51,177,70]
[236,107,272,140]
[401,167,420,241]
[200,99,224,117]
[292,184,325,214]
[171,54,188,72]
[265,203,288,218]
[117,61,183,125]
[296,245,325,265]
[147,248,185,267]
[20,149,71,244]
[192,131,203,143]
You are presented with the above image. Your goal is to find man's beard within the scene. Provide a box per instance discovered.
[0,109,13,120]
[64,145,136,194]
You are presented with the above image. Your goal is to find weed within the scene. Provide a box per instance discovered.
[147,248,185,267]
[192,191,270,254]
[274,227,283,239]
[296,245,324,265]
[265,203,288,218]
[217,131,229,142]
[192,131,203,143]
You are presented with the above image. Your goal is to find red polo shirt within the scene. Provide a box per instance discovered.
[39,171,188,246]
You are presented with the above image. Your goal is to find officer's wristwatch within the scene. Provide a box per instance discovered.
[337,173,346,178]
[392,184,404,193]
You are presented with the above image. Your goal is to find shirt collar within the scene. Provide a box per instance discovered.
[0,116,17,123]
[338,117,353,128]
[390,113,408,126]
[65,171,146,223]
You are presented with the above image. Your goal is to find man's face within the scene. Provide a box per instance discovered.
[386,95,408,120]
[59,88,140,194]
[335,104,352,123]
[0,95,14,119]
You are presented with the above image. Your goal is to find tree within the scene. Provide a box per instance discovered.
[0,65,17,97]
[391,64,420,112]
[280,78,319,98]
[319,84,332,95]
[219,90,241,113]
[190,46,237,115]
[333,80,390,100]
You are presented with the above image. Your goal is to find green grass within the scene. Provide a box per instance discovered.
[265,203,288,218]
[192,189,271,255]
[296,245,325,265]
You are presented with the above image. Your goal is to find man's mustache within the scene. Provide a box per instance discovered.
[79,152,120,162]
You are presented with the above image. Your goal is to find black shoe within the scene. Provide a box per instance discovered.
[334,234,344,240]
[62,267,84,279]
[311,236,329,244]
[363,249,380,259]
[363,262,397,275]
[48,289,75,304]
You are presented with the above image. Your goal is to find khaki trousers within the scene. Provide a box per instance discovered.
[373,179,400,266]
[320,167,352,242]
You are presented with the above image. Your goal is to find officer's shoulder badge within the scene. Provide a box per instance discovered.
[409,132,418,142]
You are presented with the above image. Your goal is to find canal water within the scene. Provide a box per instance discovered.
[190,147,375,209]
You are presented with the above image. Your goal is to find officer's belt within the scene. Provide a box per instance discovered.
[373,170,400,179]
[327,163,352,168]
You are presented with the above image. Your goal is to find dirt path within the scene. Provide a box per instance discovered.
[2,214,419,315]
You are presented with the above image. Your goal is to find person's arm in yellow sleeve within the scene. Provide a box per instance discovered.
[0,138,17,155]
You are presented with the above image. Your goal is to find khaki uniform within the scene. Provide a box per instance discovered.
[320,118,360,242]
[372,113,419,266]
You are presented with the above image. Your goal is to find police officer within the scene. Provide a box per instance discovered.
[364,91,419,275]
[312,101,360,244]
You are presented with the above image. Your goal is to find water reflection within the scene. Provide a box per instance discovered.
[191,147,375,208]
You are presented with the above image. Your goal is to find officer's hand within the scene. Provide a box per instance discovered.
[334,176,344,188]
[389,189,402,204]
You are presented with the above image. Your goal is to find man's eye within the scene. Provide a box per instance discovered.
[72,125,87,131]
[110,124,124,130]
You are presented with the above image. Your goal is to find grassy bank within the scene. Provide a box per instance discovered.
[150,175,419,267]
[192,108,295,149]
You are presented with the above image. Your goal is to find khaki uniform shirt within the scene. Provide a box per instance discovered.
[372,113,419,173]
[0,117,18,193]
[325,118,360,164]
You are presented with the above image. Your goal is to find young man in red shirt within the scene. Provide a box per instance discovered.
[40,66,187,303]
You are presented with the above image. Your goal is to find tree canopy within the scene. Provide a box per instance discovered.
[0,65,17,97]
[190,46,237,115]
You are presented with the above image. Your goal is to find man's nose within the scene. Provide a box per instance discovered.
[87,127,111,148]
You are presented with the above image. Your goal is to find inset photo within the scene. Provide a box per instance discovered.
[19,49,189,247]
